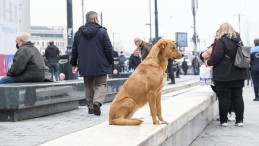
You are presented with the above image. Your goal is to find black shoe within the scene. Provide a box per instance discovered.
[93,101,102,115]
[253,98,259,101]
[168,82,175,84]
[88,108,94,114]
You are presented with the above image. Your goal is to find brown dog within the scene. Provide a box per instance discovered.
[109,39,181,125]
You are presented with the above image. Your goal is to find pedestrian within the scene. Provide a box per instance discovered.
[205,22,247,127]
[192,55,200,75]
[181,58,188,75]
[45,41,60,81]
[167,59,175,84]
[200,30,235,121]
[174,60,180,78]
[250,38,259,101]
[134,37,153,60]
[118,51,126,73]
[70,11,113,115]
[0,32,45,84]
[128,50,141,70]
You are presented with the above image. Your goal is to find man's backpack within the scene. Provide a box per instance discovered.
[225,39,251,68]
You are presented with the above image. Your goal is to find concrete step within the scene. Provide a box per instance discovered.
[41,84,217,146]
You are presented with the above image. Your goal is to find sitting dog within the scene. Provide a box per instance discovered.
[109,39,181,125]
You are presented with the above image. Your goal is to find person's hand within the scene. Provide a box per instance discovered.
[72,66,78,74]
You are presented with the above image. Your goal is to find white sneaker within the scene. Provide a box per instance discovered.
[235,122,243,127]
[221,123,228,127]
[228,112,235,121]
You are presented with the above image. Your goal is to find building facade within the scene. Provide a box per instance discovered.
[30,26,67,55]
[0,0,30,76]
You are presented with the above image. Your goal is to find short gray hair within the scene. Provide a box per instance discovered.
[254,38,259,46]
[86,11,98,22]
[17,32,30,42]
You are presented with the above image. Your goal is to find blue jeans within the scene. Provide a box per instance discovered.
[0,76,16,84]
[48,63,60,81]
[193,67,199,75]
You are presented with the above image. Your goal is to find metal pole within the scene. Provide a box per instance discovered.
[82,0,84,25]
[238,13,241,34]
[154,0,159,43]
[149,0,152,42]
[192,0,197,55]
[66,0,77,80]
[66,0,73,55]
[100,11,103,26]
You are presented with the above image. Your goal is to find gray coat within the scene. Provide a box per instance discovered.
[7,41,45,82]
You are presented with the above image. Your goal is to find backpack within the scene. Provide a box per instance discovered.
[225,39,251,68]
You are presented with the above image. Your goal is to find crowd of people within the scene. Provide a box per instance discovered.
[1,11,258,130]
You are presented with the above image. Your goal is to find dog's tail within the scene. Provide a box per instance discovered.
[109,118,143,125]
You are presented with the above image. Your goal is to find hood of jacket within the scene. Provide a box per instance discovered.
[80,21,102,39]
[222,32,242,45]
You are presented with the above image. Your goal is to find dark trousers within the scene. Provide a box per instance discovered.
[83,74,107,109]
[48,63,60,81]
[251,70,259,98]
[216,86,244,123]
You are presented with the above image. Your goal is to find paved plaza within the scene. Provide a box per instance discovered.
[0,75,258,146]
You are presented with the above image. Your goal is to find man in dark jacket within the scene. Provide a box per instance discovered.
[45,41,60,81]
[134,37,153,60]
[0,32,45,84]
[70,11,113,116]
[250,38,259,101]
[128,50,141,70]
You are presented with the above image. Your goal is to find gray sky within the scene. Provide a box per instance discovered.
[30,0,259,54]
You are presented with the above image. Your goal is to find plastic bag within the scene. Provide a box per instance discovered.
[199,64,213,85]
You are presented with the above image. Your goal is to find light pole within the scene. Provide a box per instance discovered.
[145,23,151,43]
[154,0,159,43]
[192,0,198,55]
[82,0,84,25]
[148,0,152,42]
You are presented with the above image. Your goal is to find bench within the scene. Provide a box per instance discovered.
[0,78,127,122]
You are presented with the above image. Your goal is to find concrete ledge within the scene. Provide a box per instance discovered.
[0,78,127,121]
[41,85,217,146]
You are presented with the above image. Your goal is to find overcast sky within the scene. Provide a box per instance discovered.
[30,0,259,54]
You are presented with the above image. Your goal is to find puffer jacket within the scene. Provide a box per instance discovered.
[207,34,247,85]
[7,41,45,82]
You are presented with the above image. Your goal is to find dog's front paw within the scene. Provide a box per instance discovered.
[153,120,160,125]
[161,120,169,125]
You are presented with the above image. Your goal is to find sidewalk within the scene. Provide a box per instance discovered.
[0,75,199,146]
[191,85,259,146]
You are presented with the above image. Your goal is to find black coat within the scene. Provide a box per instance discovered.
[70,21,113,76]
[128,54,141,70]
[45,44,60,63]
[7,41,45,82]
[207,34,247,86]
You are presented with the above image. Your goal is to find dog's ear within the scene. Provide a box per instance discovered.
[158,41,168,49]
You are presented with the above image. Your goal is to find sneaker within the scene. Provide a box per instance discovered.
[235,122,244,127]
[93,101,102,115]
[228,112,235,121]
[220,123,228,127]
